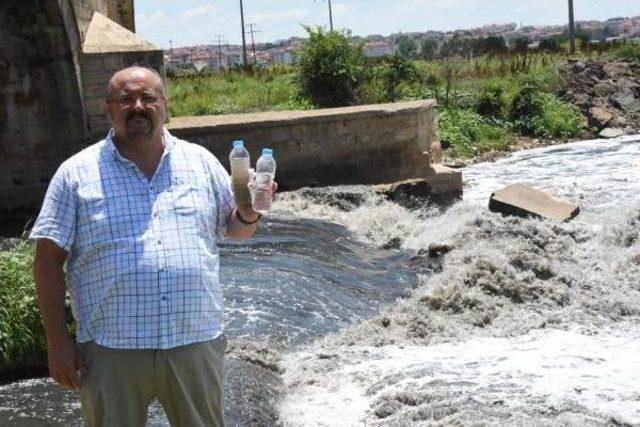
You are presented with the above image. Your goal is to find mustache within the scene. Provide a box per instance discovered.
[126,111,152,123]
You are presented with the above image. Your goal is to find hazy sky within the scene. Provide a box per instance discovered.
[135,0,640,48]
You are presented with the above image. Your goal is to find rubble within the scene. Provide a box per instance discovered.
[558,59,639,136]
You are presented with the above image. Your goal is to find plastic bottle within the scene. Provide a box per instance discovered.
[253,148,276,213]
[229,140,252,204]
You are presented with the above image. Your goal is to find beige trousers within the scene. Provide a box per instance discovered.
[79,335,226,427]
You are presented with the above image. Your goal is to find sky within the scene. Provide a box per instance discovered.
[134,0,640,49]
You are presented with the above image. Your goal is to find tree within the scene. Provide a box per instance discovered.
[381,53,418,101]
[440,36,474,59]
[420,38,438,60]
[296,26,366,107]
[476,35,508,57]
[539,38,561,53]
[510,37,531,53]
[397,35,417,57]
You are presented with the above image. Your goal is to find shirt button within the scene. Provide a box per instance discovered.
[157,239,162,245]
[161,295,167,301]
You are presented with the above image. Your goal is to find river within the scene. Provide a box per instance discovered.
[1,135,639,426]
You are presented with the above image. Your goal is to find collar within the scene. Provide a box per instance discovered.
[106,127,175,164]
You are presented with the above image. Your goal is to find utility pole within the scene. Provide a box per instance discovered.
[568,0,576,54]
[246,23,262,64]
[169,39,173,66]
[328,0,333,31]
[213,35,226,71]
[239,0,248,68]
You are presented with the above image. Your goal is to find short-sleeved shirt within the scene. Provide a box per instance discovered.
[30,128,236,349]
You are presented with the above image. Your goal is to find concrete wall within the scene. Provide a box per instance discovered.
[168,100,440,190]
[0,1,87,212]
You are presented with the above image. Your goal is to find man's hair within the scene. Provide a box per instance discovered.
[106,65,167,98]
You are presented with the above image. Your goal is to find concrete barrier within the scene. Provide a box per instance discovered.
[168,100,441,190]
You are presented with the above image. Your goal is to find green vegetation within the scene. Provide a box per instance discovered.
[438,108,513,158]
[0,241,74,379]
[167,67,311,117]
[296,26,366,107]
[613,44,640,61]
[0,243,44,374]
[165,30,627,158]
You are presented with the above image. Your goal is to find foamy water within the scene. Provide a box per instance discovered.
[281,324,640,426]
[277,135,640,426]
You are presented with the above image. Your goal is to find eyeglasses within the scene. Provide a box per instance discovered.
[107,95,165,108]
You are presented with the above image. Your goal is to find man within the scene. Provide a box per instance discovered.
[30,66,268,426]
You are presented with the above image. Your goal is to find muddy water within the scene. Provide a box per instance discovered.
[1,135,639,426]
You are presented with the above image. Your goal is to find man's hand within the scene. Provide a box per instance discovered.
[227,181,278,239]
[34,238,85,390]
[47,335,86,389]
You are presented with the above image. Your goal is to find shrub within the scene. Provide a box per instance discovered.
[510,79,583,138]
[476,83,508,119]
[296,26,366,107]
[530,94,584,138]
[509,76,547,134]
[510,84,542,135]
[381,53,418,102]
[438,108,514,158]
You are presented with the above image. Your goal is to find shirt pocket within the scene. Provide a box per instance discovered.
[171,178,216,236]
[76,184,111,245]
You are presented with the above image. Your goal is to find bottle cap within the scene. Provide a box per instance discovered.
[233,140,244,148]
[262,148,273,156]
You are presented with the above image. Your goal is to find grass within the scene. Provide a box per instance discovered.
[167,68,312,117]
[0,242,45,375]
[613,43,640,61]
[0,241,74,380]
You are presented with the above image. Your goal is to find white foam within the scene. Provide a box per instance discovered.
[279,324,640,425]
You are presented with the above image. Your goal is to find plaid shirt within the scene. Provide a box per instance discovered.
[30,129,236,349]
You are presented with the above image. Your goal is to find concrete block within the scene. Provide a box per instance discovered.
[489,184,580,221]
[424,164,463,194]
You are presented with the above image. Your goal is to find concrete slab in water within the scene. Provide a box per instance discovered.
[489,184,580,221]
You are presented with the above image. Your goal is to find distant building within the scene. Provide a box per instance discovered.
[270,49,297,65]
[226,52,244,68]
[364,40,395,57]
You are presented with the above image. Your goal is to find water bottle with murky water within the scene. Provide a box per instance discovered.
[253,148,276,213]
[229,139,252,204]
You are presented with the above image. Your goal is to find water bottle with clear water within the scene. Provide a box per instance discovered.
[253,148,276,213]
[229,140,252,204]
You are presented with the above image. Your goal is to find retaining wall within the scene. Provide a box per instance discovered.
[169,100,441,190]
